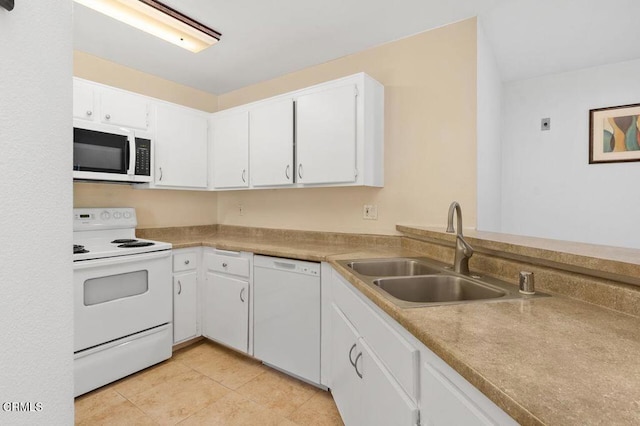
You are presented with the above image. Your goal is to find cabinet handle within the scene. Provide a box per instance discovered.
[222,262,228,268]
[86,110,92,116]
[105,114,111,120]
[177,280,182,295]
[298,164,303,179]
[354,352,363,379]
[240,287,246,302]
[184,259,190,265]
[285,165,290,180]
[242,169,246,183]
[159,167,163,181]
[348,343,357,367]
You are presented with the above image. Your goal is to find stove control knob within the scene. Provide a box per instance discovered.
[123,211,132,219]
[113,211,122,219]
[100,210,111,220]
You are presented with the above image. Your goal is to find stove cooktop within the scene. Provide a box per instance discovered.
[73,208,171,262]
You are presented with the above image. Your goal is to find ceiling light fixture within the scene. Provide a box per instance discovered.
[74,0,221,53]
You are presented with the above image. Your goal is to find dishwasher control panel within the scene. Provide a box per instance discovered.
[254,255,320,276]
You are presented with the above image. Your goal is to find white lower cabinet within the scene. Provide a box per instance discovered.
[330,304,362,426]
[173,273,197,343]
[421,362,498,426]
[360,338,420,426]
[203,272,249,353]
[172,250,199,344]
[330,302,419,426]
[329,268,517,426]
[202,250,252,354]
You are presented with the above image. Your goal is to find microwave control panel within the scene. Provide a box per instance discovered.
[135,138,151,176]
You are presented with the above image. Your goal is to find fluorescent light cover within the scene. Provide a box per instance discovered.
[74,0,221,53]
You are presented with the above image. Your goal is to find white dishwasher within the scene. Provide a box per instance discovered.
[253,255,321,384]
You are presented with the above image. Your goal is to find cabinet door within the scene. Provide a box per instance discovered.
[173,272,197,344]
[211,111,249,188]
[73,80,96,121]
[330,303,362,426]
[100,88,149,130]
[203,272,249,353]
[421,362,495,426]
[296,85,357,185]
[360,338,419,426]
[155,104,208,188]
[249,98,294,186]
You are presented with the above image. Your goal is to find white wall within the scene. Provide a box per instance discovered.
[501,59,640,249]
[476,20,502,232]
[0,3,74,425]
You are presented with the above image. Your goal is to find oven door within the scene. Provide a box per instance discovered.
[73,250,172,353]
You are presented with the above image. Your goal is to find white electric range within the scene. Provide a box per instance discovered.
[73,208,173,397]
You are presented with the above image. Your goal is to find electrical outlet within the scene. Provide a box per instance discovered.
[363,204,378,220]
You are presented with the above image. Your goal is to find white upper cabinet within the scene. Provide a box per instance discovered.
[208,72,383,191]
[210,111,249,189]
[72,78,149,130]
[100,88,149,130]
[155,103,208,189]
[73,79,95,121]
[296,85,357,185]
[249,98,294,187]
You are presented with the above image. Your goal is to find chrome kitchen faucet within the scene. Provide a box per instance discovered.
[446,201,474,275]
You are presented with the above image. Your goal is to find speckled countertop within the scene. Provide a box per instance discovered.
[139,226,640,426]
[331,252,640,426]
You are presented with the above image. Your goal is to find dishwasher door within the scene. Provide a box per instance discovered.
[253,255,321,384]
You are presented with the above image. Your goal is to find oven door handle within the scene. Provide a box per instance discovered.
[73,249,171,270]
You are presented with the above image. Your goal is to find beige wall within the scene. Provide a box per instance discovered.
[73,51,218,228]
[217,18,478,235]
[74,184,217,228]
[74,51,218,112]
[73,17,478,232]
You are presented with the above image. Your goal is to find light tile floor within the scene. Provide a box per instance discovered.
[75,341,344,425]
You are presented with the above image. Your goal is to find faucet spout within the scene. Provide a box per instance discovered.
[445,201,474,275]
[447,202,463,235]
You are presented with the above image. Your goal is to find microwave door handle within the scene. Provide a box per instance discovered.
[127,135,135,175]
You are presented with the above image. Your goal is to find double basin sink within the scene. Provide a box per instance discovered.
[337,257,545,308]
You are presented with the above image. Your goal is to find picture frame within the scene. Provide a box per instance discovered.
[589,103,640,164]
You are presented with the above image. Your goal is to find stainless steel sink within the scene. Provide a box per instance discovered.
[373,275,505,303]
[347,258,442,277]
[336,257,547,308]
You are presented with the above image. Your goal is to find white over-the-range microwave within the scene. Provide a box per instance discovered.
[73,120,153,183]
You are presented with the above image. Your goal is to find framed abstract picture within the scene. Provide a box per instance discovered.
[589,103,640,164]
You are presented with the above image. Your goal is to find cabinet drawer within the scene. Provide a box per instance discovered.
[332,270,419,400]
[173,252,197,272]
[205,252,250,278]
